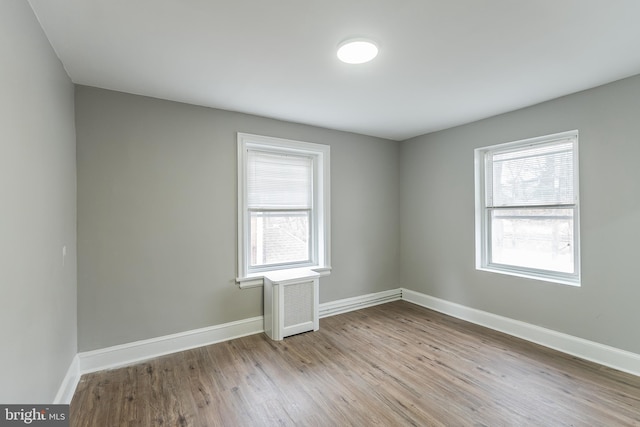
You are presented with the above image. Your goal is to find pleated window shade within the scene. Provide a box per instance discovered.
[488,139,575,208]
[247,150,312,209]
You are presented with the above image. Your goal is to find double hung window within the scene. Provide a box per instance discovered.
[247,150,312,268]
[475,130,580,285]
[237,133,330,285]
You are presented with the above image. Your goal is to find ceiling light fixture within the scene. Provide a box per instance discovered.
[337,38,378,64]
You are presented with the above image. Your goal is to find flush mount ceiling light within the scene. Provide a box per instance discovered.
[337,38,378,64]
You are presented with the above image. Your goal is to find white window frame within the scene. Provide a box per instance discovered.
[237,133,331,288]
[474,130,581,286]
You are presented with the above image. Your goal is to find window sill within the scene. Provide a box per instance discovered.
[477,266,580,287]
[236,266,331,289]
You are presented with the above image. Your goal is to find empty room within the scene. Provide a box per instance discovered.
[2,0,640,425]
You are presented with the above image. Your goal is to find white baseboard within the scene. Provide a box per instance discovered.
[73,288,400,378]
[58,287,640,404]
[401,288,640,377]
[54,354,80,404]
[319,288,402,318]
[78,316,264,374]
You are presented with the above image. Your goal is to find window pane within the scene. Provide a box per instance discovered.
[250,210,310,267]
[490,208,574,273]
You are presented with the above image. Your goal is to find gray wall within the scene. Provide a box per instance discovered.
[4,0,638,400]
[400,74,640,354]
[0,1,77,402]
[75,86,400,351]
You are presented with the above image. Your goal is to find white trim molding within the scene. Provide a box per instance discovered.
[401,288,640,377]
[237,266,332,289]
[319,288,402,318]
[236,132,331,283]
[78,316,264,374]
[474,130,581,286]
[54,355,81,404]
[56,287,640,404]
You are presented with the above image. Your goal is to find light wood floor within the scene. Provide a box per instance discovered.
[71,301,640,426]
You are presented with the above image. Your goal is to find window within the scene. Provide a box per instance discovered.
[475,130,580,285]
[237,133,330,286]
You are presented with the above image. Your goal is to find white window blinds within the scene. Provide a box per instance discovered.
[488,138,575,207]
[247,150,313,209]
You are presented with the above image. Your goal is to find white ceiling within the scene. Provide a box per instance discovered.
[28,0,640,141]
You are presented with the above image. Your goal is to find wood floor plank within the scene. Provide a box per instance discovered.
[71,301,640,426]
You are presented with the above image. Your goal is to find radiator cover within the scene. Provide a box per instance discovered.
[263,268,320,341]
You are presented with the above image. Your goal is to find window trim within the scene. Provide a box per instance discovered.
[237,133,331,288]
[474,130,581,286]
